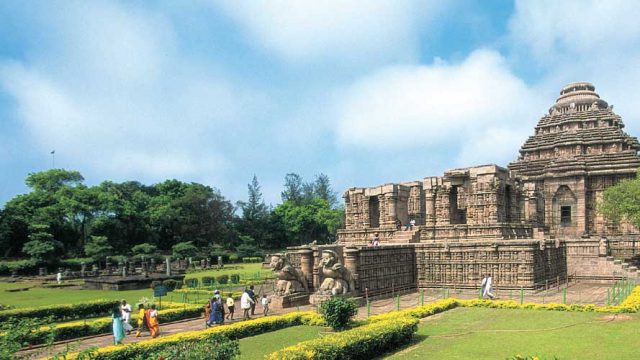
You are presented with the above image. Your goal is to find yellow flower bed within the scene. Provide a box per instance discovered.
[61,311,325,359]
[266,316,419,360]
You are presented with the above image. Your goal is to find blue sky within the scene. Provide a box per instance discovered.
[1,1,640,207]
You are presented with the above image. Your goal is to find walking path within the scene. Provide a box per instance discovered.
[22,282,610,359]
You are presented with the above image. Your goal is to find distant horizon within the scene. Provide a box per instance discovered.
[2,1,639,209]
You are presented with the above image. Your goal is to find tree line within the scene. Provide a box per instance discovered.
[0,169,344,263]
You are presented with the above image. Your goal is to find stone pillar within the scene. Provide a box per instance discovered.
[80,262,86,278]
[150,258,156,273]
[387,194,397,229]
[312,247,321,290]
[165,257,171,276]
[298,247,314,291]
[344,247,359,294]
[425,192,436,226]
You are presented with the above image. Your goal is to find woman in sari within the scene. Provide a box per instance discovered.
[112,306,125,345]
[146,304,160,338]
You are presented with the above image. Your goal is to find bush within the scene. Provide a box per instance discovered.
[0,259,39,275]
[134,334,239,360]
[185,278,199,288]
[201,276,215,286]
[242,257,262,263]
[59,258,94,270]
[163,279,182,291]
[216,274,229,285]
[230,274,240,284]
[319,296,358,331]
[266,316,419,360]
[0,299,120,323]
[228,253,239,263]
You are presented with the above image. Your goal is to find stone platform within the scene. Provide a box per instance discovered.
[270,293,310,309]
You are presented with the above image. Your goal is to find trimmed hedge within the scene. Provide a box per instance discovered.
[266,316,419,360]
[216,274,229,285]
[0,300,120,323]
[62,311,325,359]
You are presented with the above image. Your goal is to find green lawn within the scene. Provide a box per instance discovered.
[0,281,157,308]
[384,307,640,359]
[184,263,272,282]
[237,325,326,359]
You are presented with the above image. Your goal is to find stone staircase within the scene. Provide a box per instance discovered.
[388,228,421,244]
[609,256,639,279]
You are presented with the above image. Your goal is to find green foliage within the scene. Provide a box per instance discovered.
[242,257,262,263]
[131,243,157,256]
[163,279,182,291]
[133,334,240,360]
[0,299,120,323]
[0,316,56,359]
[267,316,419,360]
[0,259,39,275]
[185,278,199,288]
[172,241,198,259]
[273,198,344,246]
[83,236,113,262]
[216,274,229,284]
[230,274,240,284]
[319,296,358,331]
[201,276,215,286]
[599,171,640,228]
[22,223,60,263]
[25,169,84,192]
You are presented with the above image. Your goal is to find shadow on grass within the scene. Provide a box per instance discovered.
[372,334,430,359]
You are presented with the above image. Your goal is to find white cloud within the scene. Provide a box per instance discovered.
[213,0,444,65]
[334,49,544,165]
[0,1,261,185]
[508,0,640,134]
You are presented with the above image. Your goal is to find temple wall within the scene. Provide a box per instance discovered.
[356,245,417,297]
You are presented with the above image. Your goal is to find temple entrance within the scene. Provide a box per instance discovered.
[552,185,577,237]
[369,196,380,228]
[449,186,467,224]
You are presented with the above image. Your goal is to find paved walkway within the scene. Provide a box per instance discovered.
[22,282,612,359]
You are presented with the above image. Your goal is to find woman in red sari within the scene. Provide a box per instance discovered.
[145,304,160,338]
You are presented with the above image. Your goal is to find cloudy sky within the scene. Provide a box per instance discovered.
[1,0,639,206]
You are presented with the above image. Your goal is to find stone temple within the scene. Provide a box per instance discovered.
[279,83,640,304]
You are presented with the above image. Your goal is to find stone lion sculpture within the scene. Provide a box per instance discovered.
[317,249,356,295]
[269,254,309,296]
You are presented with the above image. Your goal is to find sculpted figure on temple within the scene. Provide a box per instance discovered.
[316,250,355,295]
[599,237,608,257]
[270,254,309,296]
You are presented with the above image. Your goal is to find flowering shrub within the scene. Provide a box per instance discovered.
[61,311,325,359]
[266,316,419,360]
[0,300,120,322]
[319,297,358,331]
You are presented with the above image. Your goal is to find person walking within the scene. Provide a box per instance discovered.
[225,293,235,320]
[240,288,255,320]
[146,304,160,338]
[121,300,132,334]
[261,295,270,316]
[111,306,125,345]
[135,304,147,337]
[481,274,495,299]
[246,285,257,316]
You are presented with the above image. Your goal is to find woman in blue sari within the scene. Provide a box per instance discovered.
[112,306,125,344]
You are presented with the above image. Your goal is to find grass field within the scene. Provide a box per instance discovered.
[237,325,326,359]
[384,307,640,359]
[0,281,156,308]
[184,263,272,282]
[0,263,270,308]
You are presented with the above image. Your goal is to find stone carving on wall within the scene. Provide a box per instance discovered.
[599,237,608,257]
[270,254,309,296]
[316,250,355,295]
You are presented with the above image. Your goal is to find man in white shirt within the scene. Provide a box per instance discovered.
[481,274,495,299]
[240,289,255,320]
[121,300,132,333]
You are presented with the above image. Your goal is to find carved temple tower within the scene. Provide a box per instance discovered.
[508,82,640,239]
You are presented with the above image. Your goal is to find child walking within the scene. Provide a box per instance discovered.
[261,295,270,316]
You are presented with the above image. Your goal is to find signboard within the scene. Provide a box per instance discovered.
[154,285,167,297]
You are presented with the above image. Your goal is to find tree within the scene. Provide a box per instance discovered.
[313,173,338,208]
[172,241,198,259]
[281,173,303,204]
[25,169,84,192]
[273,198,344,246]
[22,223,60,263]
[84,235,113,262]
[599,172,640,228]
[239,175,268,221]
[131,243,157,256]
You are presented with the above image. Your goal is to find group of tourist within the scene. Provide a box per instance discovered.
[206,285,271,327]
[394,218,416,231]
[111,300,159,345]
